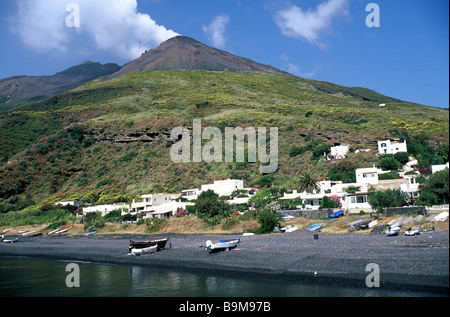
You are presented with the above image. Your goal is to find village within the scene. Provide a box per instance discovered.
[56,138,449,222]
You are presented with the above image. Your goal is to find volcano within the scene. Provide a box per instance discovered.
[107,36,286,79]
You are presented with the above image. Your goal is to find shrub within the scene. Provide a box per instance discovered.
[394,152,409,164]
[174,207,189,218]
[378,156,400,171]
[256,209,281,234]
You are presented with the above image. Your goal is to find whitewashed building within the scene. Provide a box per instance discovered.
[82,204,129,217]
[201,179,244,197]
[431,163,449,174]
[377,139,407,155]
[330,144,350,160]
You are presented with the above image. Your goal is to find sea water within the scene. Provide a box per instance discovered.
[0,257,442,297]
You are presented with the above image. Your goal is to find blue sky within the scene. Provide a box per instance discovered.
[0,0,448,108]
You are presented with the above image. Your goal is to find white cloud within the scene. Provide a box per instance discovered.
[202,14,230,49]
[280,54,317,78]
[274,0,349,48]
[10,0,179,60]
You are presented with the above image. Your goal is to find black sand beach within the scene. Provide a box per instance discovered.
[1,230,448,295]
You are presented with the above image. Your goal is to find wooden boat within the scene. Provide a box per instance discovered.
[205,240,238,253]
[131,245,157,256]
[130,238,170,251]
[307,223,322,232]
[405,226,421,236]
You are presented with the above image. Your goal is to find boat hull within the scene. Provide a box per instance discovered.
[130,238,170,250]
[206,240,238,253]
[131,245,157,256]
[308,223,322,232]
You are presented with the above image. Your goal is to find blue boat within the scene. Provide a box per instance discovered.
[329,209,344,218]
[219,238,240,243]
[308,223,322,232]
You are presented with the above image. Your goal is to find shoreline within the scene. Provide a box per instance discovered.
[1,230,448,296]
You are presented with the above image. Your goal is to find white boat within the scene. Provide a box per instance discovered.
[54,229,68,235]
[433,211,449,222]
[405,226,421,236]
[285,226,298,233]
[368,220,378,228]
[47,228,60,235]
[206,240,238,253]
[131,245,157,256]
[385,226,401,236]
[242,233,254,237]
[22,231,36,236]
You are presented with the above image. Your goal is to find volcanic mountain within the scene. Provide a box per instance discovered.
[0,61,120,109]
[107,36,287,79]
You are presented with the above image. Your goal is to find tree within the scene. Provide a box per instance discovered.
[368,188,408,214]
[418,169,449,204]
[257,209,281,234]
[248,189,275,210]
[298,171,321,193]
[195,189,230,217]
[394,152,410,165]
[379,156,400,171]
[320,196,338,209]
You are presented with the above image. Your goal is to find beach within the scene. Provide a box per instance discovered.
[0,230,448,295]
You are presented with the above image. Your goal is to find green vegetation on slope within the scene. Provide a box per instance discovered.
[0,70,448,216]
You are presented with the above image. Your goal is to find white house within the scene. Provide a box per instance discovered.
[330,144,350,160]
[181,188,201,201]
[201,179,244,197]
[355,167,381,185]
[143,201,194,219]
[431,163,449,174]
[82,204,129,217]
[129,193,177,214]
[378,139,407,155]
[341,192,372,214]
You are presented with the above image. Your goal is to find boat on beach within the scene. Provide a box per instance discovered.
[219,238,241,243]
[385,225,401,236]
[405,226,421,236]
[433,211,449,222]
[329,209,344,218]
[205,240,238,253]
[307,223,322,232]
[131,245,157,256]
[129,238,170,251]
[3,237,19,243]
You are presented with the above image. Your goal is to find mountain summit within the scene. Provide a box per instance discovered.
[108,36,286,79]
[0,61,120,109]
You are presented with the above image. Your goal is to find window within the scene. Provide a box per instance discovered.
[351,195,368,204]
[363,173,376,178]
[381,143,387,147]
